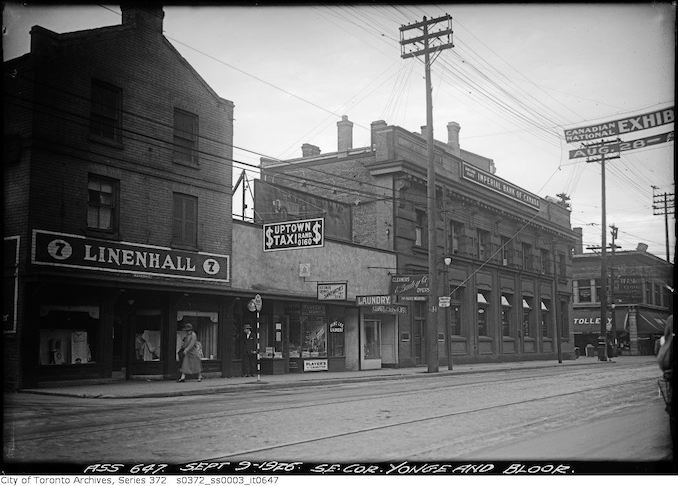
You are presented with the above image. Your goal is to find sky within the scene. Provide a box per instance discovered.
[3,2,675,262]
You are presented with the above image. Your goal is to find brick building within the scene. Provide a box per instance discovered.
[256,117,579,367]
[572,242,673,356]
[3,6,236,388]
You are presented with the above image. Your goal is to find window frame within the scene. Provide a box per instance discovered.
[89,79,122,143]
[172,192,198,249]
[86,173,119,235]
[173,108,199,167]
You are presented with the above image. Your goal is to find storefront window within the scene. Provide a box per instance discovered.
[501,294,512,337]
[522,297,533,337]
[39,306,99,365]
[541,300,551,337]
[177,311,218,360]
[134,311,161,361]
[302,316,327,357]
[287,304,301,358]
[477,291,489,336]
[364,319,381,359]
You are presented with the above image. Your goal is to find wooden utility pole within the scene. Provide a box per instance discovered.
[400,15,454,373]
[652,186,675,263]
[583,139,620,361]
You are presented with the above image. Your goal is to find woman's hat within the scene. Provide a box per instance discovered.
[183,323,193,331]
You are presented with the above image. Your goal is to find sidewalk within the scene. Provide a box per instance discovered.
[17,356,653,399]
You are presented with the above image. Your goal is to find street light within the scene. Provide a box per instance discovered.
[444,256,453,370]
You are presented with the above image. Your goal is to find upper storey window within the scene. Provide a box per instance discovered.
[90,80,122,142]
[173,108,199,167]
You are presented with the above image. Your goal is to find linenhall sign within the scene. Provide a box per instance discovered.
[32,230,230,283]
[462,163,540,210]
[263,218,324,251]
[564,107,674,143]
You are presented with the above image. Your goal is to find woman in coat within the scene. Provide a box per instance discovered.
[177,323,203,382]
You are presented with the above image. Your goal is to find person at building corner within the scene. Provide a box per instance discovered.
[656,315,674,442]
[177,323,203,382]
[242,324,257,377]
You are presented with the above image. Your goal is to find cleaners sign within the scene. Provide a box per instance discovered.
[564,107,674,143]
[31,229,230,283]
[263,218,324,251]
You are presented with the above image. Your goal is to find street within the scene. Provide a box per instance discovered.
[2,358,672,469]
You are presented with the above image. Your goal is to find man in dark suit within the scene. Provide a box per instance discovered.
[242,324,257,377]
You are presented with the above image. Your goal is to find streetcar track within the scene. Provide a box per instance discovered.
[4,366,659,445]
[201,376,655,461]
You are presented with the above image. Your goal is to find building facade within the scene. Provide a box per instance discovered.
[571,243,673,356]
[3,6,236,389]
[257,117,579,367]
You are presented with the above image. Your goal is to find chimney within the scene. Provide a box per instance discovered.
[337,115,353,152]
[370,120,387,149]
[636,243,649,252]
[301,143,321,157]
[447,121,461,156]
[573,227,583,255]
[121,4,164,33]
[421,125,429,138]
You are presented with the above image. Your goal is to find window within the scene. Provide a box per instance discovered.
[39,306,99,365]
[645,281,652,304]
[558,253,566,276]
[173,108,199,166]
[522,297,533,337]
[87,175,118,231]
[90,80,121,141]
[501,294,512,337]
[415,209,426,247]
[500,236,512,265]
[540,249,550,274]
[477,229,490,261]
[594,279,602,303]
[653,283,661,306]
[577,279,592,303]
[541,299,551,337]
[173,193,198,247]
[450,221,464,254]
[477,291,489,336]
[522,243,533,270]
[449,287,464,336]
[302,316,328,357]
[134,312,162,362]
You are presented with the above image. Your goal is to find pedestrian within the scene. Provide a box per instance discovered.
[657,315,673,442]
[242,323,257,377]
[177,323,203,382]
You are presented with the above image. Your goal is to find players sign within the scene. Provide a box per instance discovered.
[263,218,324,252]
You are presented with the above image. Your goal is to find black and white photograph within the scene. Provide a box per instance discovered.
[2,2,675,480]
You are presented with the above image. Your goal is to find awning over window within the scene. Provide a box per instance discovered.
[477,292,488,305]
[522,299,531,310]
[541,301,549,311]
[501,295,511,307]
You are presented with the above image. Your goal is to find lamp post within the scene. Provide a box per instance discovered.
[444,256,453,370]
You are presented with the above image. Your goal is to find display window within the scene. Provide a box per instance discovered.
[328,319,345,357]
[134,310,162,361]
[302,316,327,357]
[364,319,381,359]
[177,311,218,360]
[39,305,99,365]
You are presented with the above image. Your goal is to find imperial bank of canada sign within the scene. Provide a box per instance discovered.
[32,230,230,283]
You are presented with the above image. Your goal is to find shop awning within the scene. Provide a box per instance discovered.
[501,295,511,307]
[541,301,549,311]
[573,308,668,335]
[522,299,531,310]
[477,292,488,304]
[635,309,667,335]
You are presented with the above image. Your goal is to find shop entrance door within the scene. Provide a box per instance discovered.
[112,317,128,379]
[362,319,382,370]
[413,318,424,365]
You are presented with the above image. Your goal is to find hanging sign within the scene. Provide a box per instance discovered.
[263,218,324,251]
[564,106,674,143]
[390,275,430,301]
[317,283,347,301]
[568,131,673,159]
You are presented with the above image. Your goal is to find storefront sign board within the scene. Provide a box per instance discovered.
[568,131,673,159]
[303,359,328,372]
[31,230,230,283]
[263,217,324,251]
[317,283,347,301]
[390,274,430,301]
[357,295,393,306]
[368,305,408,314]
[462,163,540,210]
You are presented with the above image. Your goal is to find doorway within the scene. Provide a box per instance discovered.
[362,318,382,370]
